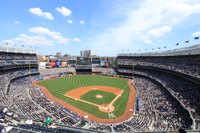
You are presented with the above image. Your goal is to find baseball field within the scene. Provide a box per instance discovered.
[34,75,136,123]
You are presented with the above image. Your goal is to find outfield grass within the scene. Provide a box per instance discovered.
[80,90,116,105]
[38,75,130,119]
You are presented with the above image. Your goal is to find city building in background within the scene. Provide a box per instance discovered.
[80,50,91,57]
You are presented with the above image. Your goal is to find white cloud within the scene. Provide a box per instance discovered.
[73,37,80,42]
[29,27,69,44]
[2,26,80,46]
[80,20,85,25]
[56,7,72,16]
[147,26,172,37]
[29,27,52,35]
[163,1,200,23]
[84,0,200,55]
[192,31,200,37]
[2,34,52,46]
[67,19,73,24]
[29,7,54,20]
[14,21,19,24]
[144,39,153,44]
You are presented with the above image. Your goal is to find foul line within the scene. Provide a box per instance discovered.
[65,89,124,112]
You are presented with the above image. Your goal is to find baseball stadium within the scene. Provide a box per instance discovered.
[1,0,200,133]
[1,43,200,132]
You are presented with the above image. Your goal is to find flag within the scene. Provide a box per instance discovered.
[185,40,189,43]
[176,43,179,45]
[145,49,147,51]
[158,47,160,49]
[152,48,154,50]
[22,45,24,47]
[164,46,166,48]
[194,36,199,39]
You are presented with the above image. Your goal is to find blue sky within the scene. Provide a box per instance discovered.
[0,0,200,56]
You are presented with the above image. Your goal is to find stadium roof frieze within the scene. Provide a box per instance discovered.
[0,46,36,54]
[118,44,200,57]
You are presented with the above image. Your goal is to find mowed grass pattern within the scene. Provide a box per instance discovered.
[39,75,130,119]
[80,90,116,105]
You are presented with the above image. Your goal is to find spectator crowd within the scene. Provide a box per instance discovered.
[118,55,200,78]
[1,50,200,132]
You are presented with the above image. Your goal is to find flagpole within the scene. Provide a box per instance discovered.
[6,43,8,52]
[196,36,200,44]
[193,36,199,45]
[15,44,17,53]
[30,45,33,53]
[22,45,24,53]
[35,46,38,55]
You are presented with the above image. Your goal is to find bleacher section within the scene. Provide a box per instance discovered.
[117,44,200,130]
[0,51,112,132]
[1,45,200,132]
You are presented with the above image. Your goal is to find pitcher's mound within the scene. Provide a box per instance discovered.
[96,95,103,99]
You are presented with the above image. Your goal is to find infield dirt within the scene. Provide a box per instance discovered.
[64,86,123,113]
